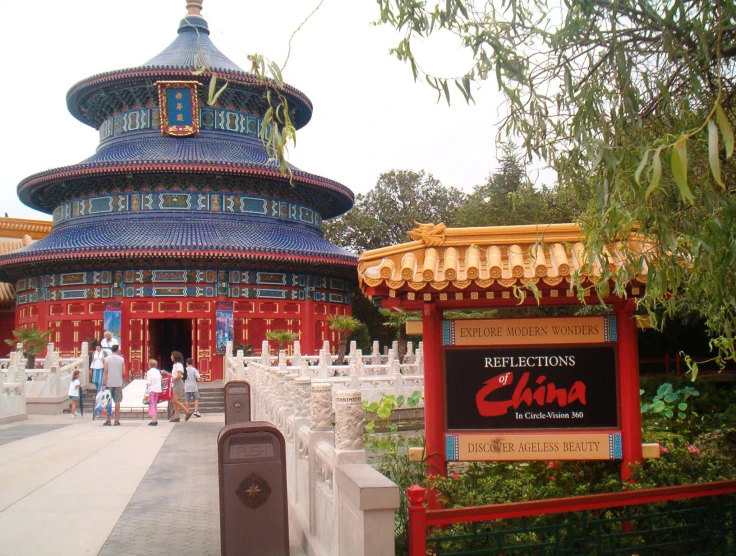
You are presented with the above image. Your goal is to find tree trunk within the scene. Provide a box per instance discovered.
[336,333,347,365]
[26,353,36,370]
[398,326,407,363]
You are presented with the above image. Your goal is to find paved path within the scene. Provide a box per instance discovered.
[0,414,304,555]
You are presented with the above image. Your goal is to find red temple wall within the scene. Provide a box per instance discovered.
[13,297,350,381]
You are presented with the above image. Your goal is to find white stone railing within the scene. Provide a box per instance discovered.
[246,360,399,556]
[24,342,89,399]
[225,340,424,406]
[0,349,27,423]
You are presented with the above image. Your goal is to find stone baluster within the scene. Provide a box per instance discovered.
[386,348,395,372]
[371,341,380,365]
[300,359,309,377]
[392,340,399,355]
[323,340,330,355]
[236,349,245,381]
[44,343,55,369]
[334,390,363,451]
[348,340,356,359]
[226,340,233,358]
[278,349,287,369]
[309,383,332,431]
[294,377,311,420]
[261,340,270,366]
[318,350,330,378]
[293,340,302,367]
[405,341,414,363]
[415,343,423,374]
[354,350,364,377]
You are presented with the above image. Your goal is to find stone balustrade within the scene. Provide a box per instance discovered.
[229,344,401,555]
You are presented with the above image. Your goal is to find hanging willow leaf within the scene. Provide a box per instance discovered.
[708,120,724,187]
[645,147,662,200]
[634,150,650,186]
[715,103,734,158]
[208,74,217,104]
[671,137,695,204]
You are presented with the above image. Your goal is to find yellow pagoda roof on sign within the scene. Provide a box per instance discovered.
[358,222,649,295]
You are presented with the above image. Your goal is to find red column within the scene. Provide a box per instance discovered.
[302,298,315,354]
[422,301,446,481]
[407,485,427,556]
[617,299,642,481]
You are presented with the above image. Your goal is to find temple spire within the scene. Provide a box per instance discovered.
[186,1,204,17]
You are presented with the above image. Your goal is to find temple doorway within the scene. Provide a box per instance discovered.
[148,318,193,371]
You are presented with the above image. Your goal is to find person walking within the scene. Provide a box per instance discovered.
[167,351,191,422]
[90,344,105,392]
[100,330,119,357]
[101,344,125,426]
[68,370,81,418]
[184,357,201,418]
[145,359,162,426]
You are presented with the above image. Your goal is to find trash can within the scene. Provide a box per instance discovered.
[218,422,289,556]
[224,380,251,425]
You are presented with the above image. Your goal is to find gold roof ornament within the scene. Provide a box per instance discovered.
[407,222,446,246]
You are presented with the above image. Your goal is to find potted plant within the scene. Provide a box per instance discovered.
[327,315,361,364]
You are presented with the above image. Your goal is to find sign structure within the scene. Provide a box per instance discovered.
[443,315,618,347]
[443,316,622,462]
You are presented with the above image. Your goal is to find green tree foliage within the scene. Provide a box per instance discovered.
[378,309,421,362]
[376,0,736,368]
[265,329,299,350]
[327,315,362,364]
[452,145,584,227]
[5,326,51,369]
[324,170,466,253]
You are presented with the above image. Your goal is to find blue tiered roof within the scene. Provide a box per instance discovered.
[0,2,357,280]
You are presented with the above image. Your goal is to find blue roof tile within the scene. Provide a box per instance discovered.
[1,214,357,265]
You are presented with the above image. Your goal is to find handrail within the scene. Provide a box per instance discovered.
[412,480,736,528]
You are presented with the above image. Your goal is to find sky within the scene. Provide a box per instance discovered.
[1,0,550,221]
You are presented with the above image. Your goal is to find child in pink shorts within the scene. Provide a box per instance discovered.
[145,359,162,426]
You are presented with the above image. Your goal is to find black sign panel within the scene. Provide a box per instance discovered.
[445,346,618,430]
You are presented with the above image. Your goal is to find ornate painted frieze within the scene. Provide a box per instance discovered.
[99,107,262,141]
[53,192,322,230]
[15,269,350,306]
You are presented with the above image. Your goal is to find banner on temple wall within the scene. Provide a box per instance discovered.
[103,302,122,340]
[215,302,234,355]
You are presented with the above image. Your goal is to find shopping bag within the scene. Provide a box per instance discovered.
[94,390,112,418]
[159,376,173,402]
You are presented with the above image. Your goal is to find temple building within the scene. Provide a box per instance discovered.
[0,2,357,380]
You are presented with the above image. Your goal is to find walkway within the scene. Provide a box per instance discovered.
[0,413,304,555]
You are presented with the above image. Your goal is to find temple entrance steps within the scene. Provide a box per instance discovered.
[76,380,225,418]
[196,381,224,413]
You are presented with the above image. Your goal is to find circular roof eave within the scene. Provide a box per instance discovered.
[17,162,355,219]
[66,67,313,130]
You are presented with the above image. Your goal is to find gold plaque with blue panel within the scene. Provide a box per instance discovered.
[155,81,201,137]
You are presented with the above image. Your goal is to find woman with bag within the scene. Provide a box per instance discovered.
[166,351,191,422]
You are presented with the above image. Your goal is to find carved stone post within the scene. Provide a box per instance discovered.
[294,377,311,419]
[261,340,270,366]
[309,383,332,431]
[372,341,380,365]
[226,340,233,358]
[293,340,302,367]
[236,349,245,381]
[335,390,363,451]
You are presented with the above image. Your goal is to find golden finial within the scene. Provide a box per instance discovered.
[186,1,204,17]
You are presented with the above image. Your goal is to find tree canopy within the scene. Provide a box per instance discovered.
[452,144,585,227]
[376,0,736,369]
[324,170,466,253]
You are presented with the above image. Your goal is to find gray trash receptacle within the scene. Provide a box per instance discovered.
[218,422,289,556]
[224,381,251,425]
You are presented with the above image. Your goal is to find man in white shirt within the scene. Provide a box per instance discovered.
[100,330,119,357]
